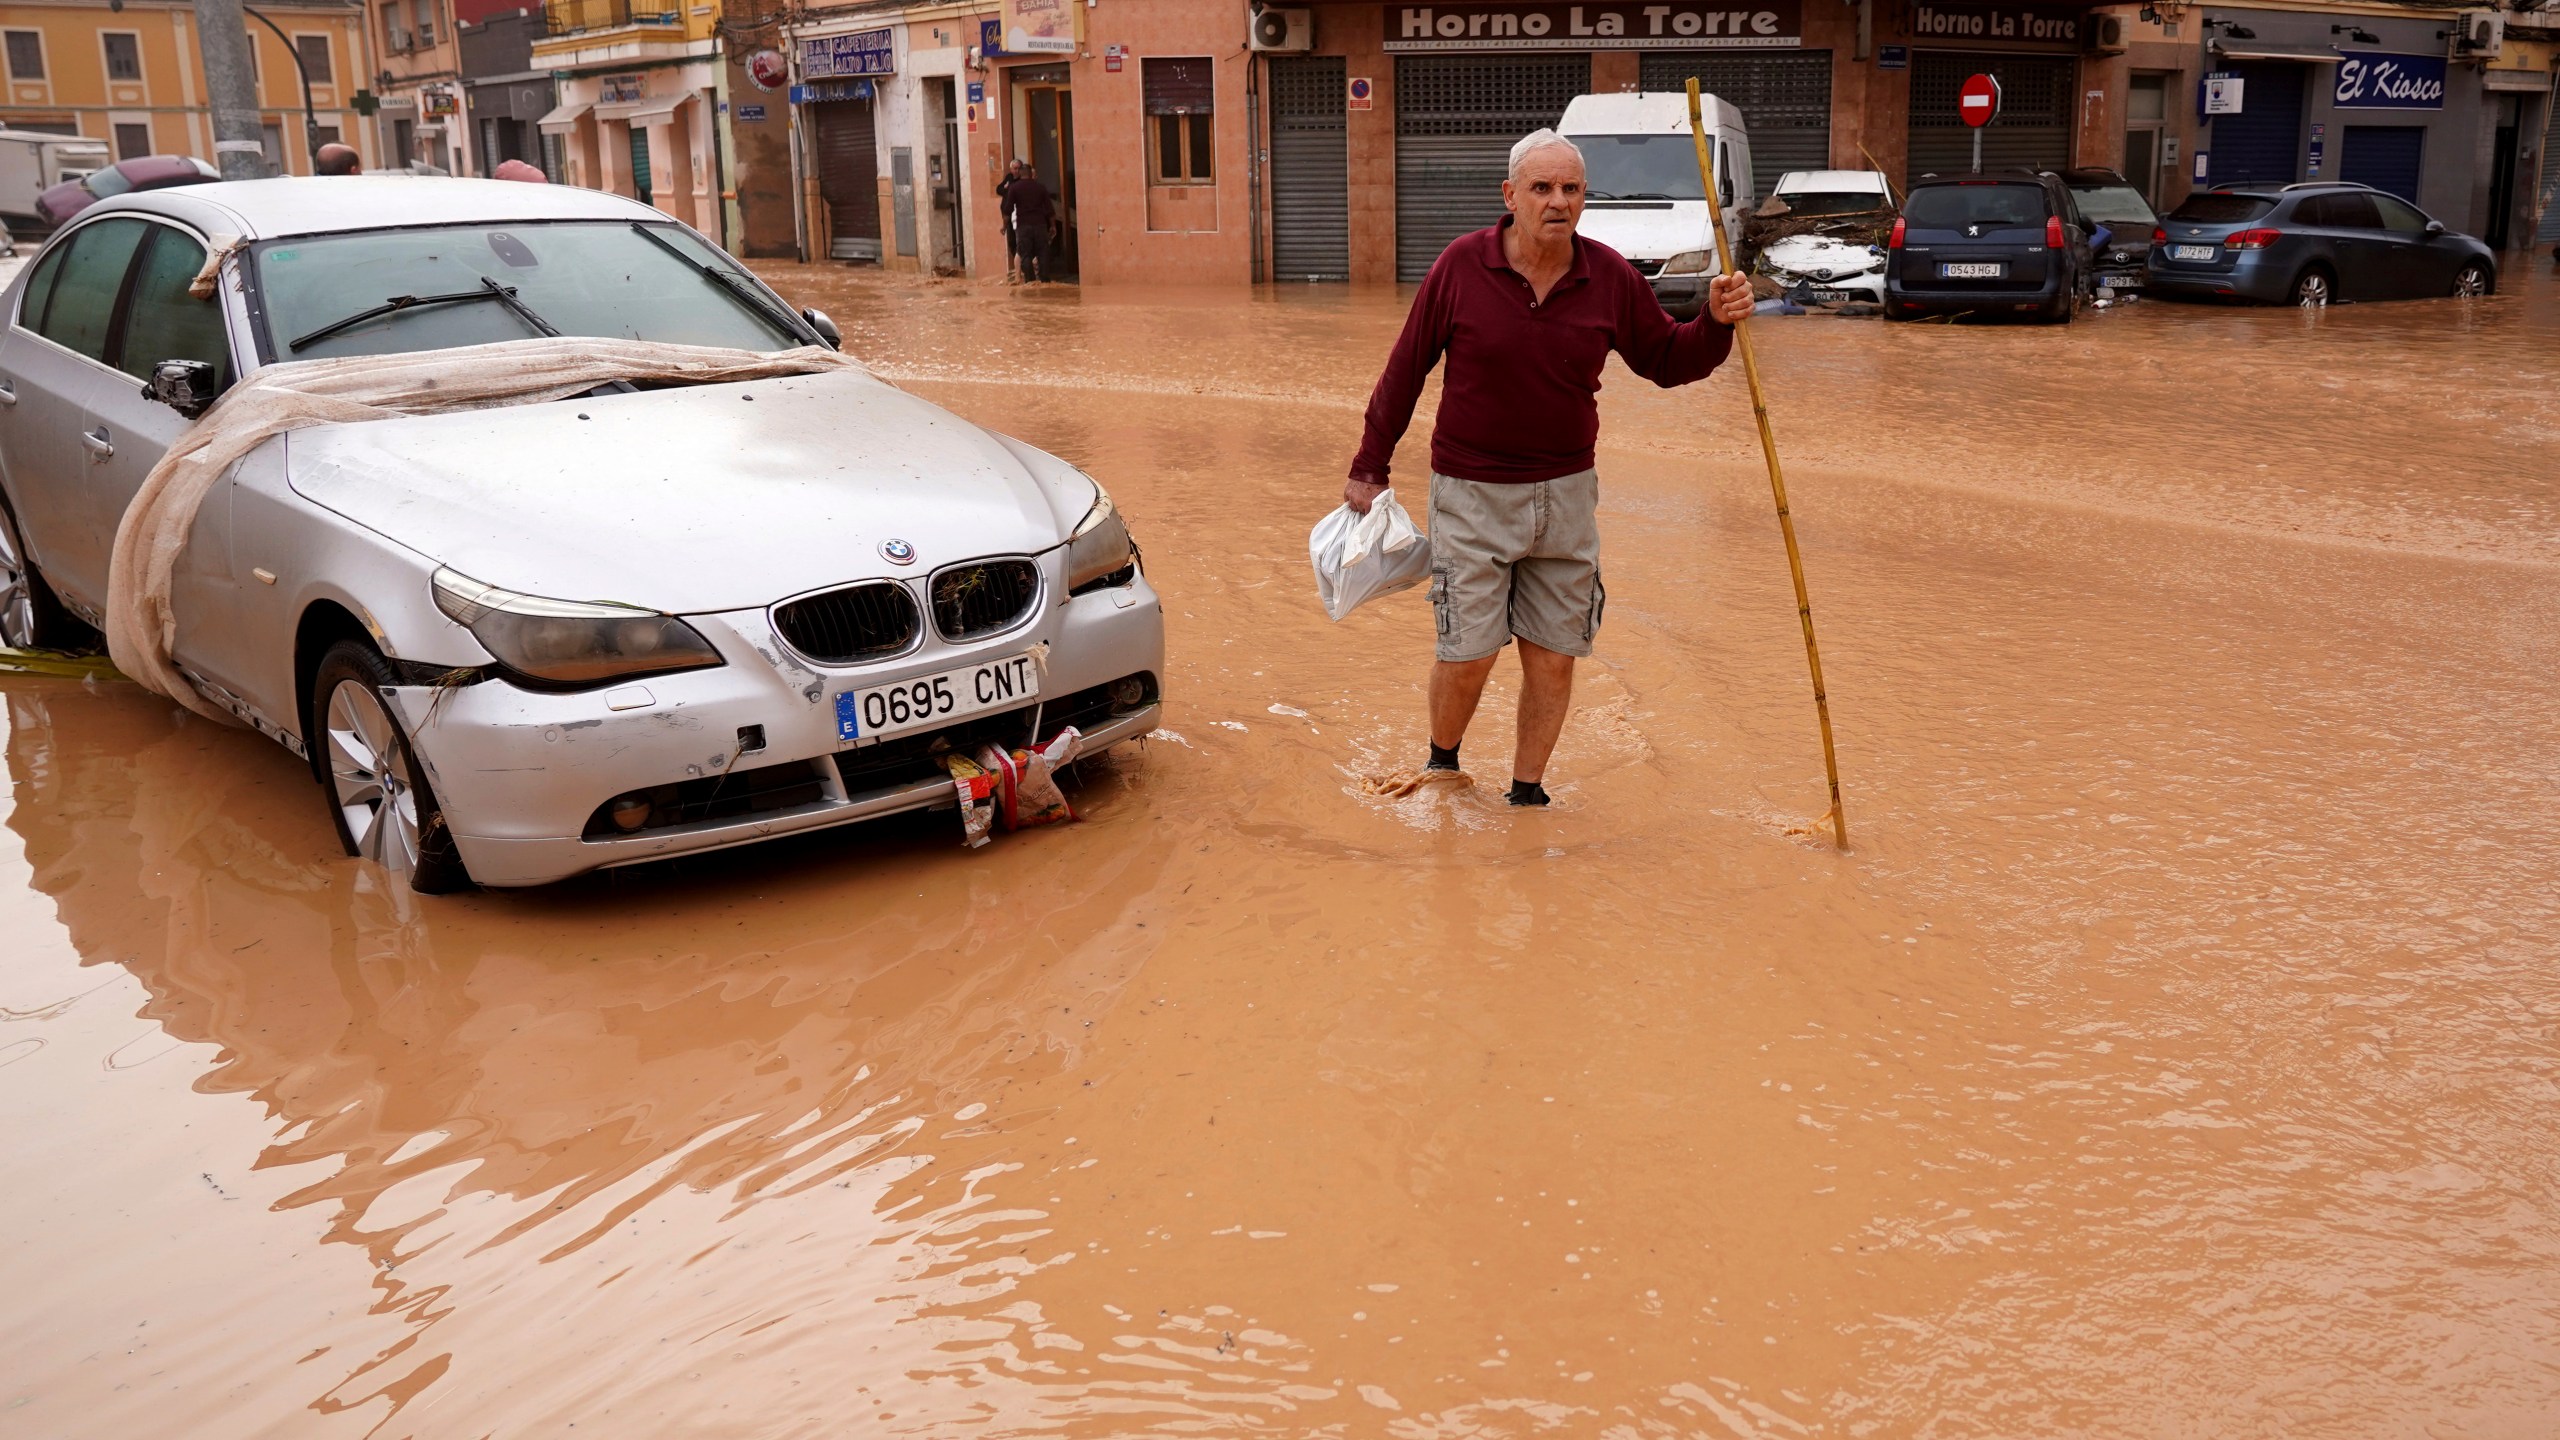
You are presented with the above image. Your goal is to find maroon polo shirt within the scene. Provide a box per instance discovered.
[1348,217,1733,485]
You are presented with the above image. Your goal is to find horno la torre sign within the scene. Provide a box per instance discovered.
[1384,1,1804,51]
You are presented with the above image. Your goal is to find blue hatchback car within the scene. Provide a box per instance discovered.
[2146,182,2496,306]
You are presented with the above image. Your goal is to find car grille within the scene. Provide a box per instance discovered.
[1628,257,1665,277]
[773,581,920,664]
[931,559,1040,640]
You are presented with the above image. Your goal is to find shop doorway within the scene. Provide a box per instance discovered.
[2125,73,2167,205]
[1908,52,2074,179]
[2485,93,2520,250]
[2206,62,2307,187]
[813,98,882,261]
[1639,51,1831,198]
[1393,53,1590,283]
[1012,65,1078,281]
[2340,125,2423,204]
[930,76,964,270]
[1269,54,1349,281]
[627,125,653,206]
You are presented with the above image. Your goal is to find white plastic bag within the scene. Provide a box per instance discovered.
[1309,488,1433,623]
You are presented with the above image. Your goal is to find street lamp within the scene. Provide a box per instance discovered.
[242,4,323,170]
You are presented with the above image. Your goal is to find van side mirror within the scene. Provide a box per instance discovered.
[141,358,217,419]
[801,307,841,349]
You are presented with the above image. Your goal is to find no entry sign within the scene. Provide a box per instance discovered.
[1959,72,2002,128]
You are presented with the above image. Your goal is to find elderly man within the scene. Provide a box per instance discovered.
[313,142,362,176]
[1345,128,1753,806]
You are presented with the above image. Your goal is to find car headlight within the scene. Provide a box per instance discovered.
[1063,481,1138,595]
[432,567,725,687]
[1661,249,1719,276]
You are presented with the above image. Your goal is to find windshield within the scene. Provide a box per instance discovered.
[1902,183,2048,228]
[83,166,135,199]
[2165,194,2274,224]
[250,222,804,361]
[1576,135,1706,202]
[1773,189,1888,217]
[2069,183,2156,228]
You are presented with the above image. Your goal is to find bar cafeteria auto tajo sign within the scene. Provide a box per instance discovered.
[1385,1,1804,50]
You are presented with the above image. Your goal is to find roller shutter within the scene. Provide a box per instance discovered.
[2536,94,2560,246]
[1394,54,1591,282]
[813,99,882,261]
[2204,62,2307,187]
[1908,51,2074,180]
[1270,55,1349,281]
[1639,51,1831,197]
[2340,124,2424,203]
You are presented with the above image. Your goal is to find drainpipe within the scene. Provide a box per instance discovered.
[1246,49,1265,285]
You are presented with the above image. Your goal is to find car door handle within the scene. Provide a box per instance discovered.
[81,426,112,460]
[0,377,15,406]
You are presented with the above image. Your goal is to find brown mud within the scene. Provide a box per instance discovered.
[4,263,2557,1438]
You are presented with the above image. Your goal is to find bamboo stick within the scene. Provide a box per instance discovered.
[1686,79,1848,850]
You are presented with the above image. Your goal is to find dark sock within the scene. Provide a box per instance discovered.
[1507,779,1550,807]
[1426,742,1461,772]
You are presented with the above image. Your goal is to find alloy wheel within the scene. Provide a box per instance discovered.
[325,678,421,876]
[2454,265,2489,298]
[2293,271,2331,308]
[0,512,34,649]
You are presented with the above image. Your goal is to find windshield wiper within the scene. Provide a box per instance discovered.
[289,277,560,353]
[628,223,812,344]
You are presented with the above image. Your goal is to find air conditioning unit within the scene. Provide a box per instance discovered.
[386,27,413,53]
[2454,10,2502,57]
[2086,14,2126,54]
[1249,6,1314,52]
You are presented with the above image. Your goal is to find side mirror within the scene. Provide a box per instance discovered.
[801,307,841,349]
[2424,219,2446,236]
[141,358,217,419]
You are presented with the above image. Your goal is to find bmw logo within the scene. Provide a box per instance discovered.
[880,538,916,565]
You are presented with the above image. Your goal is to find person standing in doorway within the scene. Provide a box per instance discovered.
[1342,129,1753,806]
[1006,162,1056,283]
[996,161,1022,280]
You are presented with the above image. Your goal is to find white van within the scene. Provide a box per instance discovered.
[0,128,110,228]
[1557,92,1754,318]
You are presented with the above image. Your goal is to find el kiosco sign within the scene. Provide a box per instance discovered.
[2334,53,2446,111]
[1384,2,1805,51]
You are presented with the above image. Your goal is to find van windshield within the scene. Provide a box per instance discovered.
[1576,135,1707,202]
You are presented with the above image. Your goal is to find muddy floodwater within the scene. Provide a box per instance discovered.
[7,263,2560,1439]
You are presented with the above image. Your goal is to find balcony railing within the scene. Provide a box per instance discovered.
[543,0,683,36]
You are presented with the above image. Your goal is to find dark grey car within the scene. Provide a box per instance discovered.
[1883,170,2095,323]
[2146,183,2496,306]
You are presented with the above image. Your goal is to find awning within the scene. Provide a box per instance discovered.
[536,100,591,135]
[2481,68,2552,93]
[594,92,690,127]
[2210,41,2343,65]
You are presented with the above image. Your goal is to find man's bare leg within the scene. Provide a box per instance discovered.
[1511,639,1576,785]
[1429,654,1502,755]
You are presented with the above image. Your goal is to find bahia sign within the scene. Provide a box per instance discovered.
[2333,52,2446,110]
[1384,2,1804,51]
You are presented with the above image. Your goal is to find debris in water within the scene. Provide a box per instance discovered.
[1361,769,1475,799]
[0,649,126,681]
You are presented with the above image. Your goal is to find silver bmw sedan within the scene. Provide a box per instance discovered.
[0,178,1164,890]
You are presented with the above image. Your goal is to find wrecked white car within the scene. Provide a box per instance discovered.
[0,178,1163,890]
[1749,170,1893,307]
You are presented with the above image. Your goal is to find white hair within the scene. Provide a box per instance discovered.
[1508,128,1585,180]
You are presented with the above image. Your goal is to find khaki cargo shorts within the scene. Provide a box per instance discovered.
[1426,469,1605,663]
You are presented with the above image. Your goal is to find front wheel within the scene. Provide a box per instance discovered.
[2291,267,2334,308]
[309,640,473,893]
[2452,261,2492,298]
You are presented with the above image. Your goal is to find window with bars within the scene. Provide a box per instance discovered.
[5,30,44,81]
[297,34,333,85]
[103,33,141,82]
[1143,57,1214,185]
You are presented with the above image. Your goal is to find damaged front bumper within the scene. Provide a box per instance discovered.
[386,571,1166,887]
